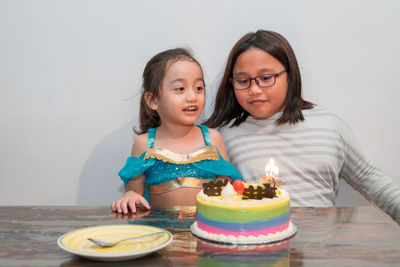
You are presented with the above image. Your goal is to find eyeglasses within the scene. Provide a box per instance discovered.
[229,70,286,90]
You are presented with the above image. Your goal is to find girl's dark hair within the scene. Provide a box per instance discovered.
[205,30,314,128]
[136,48,203,134]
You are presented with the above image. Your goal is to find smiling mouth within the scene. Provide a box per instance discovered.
[183,106,198,111]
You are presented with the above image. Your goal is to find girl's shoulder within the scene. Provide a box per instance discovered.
[197,125,224,146]
[303,105,348,125]
[206,127,229,160]
[303,105,353,137]
[208,127,224,144]
[131,133,149,157]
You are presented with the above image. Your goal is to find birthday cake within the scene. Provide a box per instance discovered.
[191,160,295,244]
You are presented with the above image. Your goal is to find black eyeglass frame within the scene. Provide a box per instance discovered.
[229,70,286,90]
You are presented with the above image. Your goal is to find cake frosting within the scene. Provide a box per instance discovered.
[191,179,295,244]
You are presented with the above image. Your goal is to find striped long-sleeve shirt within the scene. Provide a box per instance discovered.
[219,106,400,223]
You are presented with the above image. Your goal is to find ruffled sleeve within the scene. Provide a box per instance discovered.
[192,149,243,181]
[118,154,156,188]
[118,154,157,203]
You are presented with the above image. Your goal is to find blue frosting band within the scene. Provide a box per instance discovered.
[196,212,289,232]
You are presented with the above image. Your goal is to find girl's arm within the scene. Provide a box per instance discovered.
[111,133,150,214]
[208,128,230,161]
[111,173,149,214]
[338,117,400,224]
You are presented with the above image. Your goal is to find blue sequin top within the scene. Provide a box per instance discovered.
[118,125,243,202]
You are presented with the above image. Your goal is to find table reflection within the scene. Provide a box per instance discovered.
[196,239,290,267]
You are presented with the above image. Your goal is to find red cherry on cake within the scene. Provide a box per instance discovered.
[232,180,245,194]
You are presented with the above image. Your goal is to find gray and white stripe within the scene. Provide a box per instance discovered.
[218,106,400,223]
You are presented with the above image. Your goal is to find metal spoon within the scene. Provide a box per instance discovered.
[88,231,165,247]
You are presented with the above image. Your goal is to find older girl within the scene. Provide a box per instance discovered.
[205,30,400,223]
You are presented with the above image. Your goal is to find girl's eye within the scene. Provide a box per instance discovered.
[195,86,204,92]
[234,77,249,84]
[175,87,185,92]
[237,78,249,84]
[260,75,273,81]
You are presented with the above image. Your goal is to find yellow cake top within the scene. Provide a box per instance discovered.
[197,188,290,209]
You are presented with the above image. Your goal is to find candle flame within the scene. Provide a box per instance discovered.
[262,158,285,187]
[265,158,279,178]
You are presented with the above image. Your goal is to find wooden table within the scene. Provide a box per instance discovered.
[0,206,399,266]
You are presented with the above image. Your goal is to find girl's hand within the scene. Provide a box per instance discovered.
[111,191,150,214]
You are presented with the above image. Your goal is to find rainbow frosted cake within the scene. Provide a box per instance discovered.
[191,179,295,244]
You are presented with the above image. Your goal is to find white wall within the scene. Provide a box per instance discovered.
[0,0,399,205]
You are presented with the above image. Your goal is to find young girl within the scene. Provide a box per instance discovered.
[205,30,400,224]
[112,48,242,214]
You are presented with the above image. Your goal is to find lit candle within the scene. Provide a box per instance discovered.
[265,158,279,179]
[262,158,284,186]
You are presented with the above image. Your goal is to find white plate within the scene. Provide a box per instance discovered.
[57,224,172,262]
[191,221,296,245]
